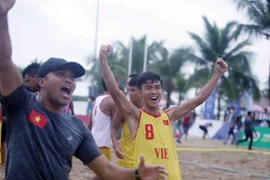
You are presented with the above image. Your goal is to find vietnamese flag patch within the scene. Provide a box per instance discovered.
[163,120,169,126]
[28,110,48,129]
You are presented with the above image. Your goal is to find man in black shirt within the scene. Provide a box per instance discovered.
[237,111,257,150]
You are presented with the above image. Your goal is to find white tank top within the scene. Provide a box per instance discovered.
[91,95,112,148]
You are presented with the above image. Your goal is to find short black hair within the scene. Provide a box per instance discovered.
[137,72,163,90]
[247,111,252,116]
[129,73,140,78]
[23,63,40,77]
[128,74,140,87]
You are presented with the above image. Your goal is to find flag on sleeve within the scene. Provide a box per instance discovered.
[28,110,48,129]
[163,120,169,126]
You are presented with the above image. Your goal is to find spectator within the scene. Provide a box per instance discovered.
[22,62,40,94]
[199,123,213,139]
[224,107,237,144]
[237,111,257,150]
[86,96,95,115]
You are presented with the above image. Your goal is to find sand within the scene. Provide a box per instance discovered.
[1,138,269,180]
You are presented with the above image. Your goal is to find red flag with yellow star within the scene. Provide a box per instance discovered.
[163,120,169,126]
[28,110,48,129]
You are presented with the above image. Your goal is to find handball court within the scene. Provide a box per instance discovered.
[1,138,268,180]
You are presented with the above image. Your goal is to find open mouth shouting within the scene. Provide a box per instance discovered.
[61,85,72,98]
[150,96,158,102]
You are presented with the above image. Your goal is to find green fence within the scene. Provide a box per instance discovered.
[238,127,270,149]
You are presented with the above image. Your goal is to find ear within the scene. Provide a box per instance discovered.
[38,78,46,88]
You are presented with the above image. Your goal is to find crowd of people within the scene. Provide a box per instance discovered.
[8,0,270,180]
[171,105,261,150]
[0,4,228,179]
[0,1,266,179]
[0,1,169,179]
[95,44,227,179]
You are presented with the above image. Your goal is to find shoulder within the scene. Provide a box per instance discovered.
[2,85,34,109]
[102,95,115,107]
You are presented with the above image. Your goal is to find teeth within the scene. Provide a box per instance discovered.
[150,97,158,100]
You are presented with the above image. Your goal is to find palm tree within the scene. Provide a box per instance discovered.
[234,0,270,105]
[86,35,167,93]
[234,0,270,39]
[189,16,260,119]
[86,47,125,93]
[175,73,190,104]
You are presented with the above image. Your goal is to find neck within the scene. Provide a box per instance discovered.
[142,105,160,115]
[38,91,63,114]
[133,100,144,108]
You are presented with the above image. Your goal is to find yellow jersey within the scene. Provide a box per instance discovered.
[118,120,135,168]
[133,109,181,180]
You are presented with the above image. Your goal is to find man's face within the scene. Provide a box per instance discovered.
[128,86,141,104]
[41,70,76,106]
[142,80,162,108]
[24,74,39,92]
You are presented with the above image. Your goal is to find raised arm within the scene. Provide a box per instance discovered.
[0,0,23,96]
[99,45,140,123]
[111,109,124,159]
[166,59,228,123]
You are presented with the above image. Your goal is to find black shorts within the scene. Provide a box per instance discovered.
[1,120,6,143]
[199,125,208,133]
[228,127,234,135]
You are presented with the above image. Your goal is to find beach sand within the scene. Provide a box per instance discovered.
[1,138,269,180]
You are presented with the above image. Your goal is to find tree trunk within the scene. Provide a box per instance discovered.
[166,90,171,109]
[178,93,183,105]
[165,79,173,109]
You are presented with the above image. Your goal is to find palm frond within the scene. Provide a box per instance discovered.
[223,39,251,60]
[234,23,263,39]
[188,32,217,62]
[220,21,237,54]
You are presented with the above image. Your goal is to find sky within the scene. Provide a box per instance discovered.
[8,0,270,97]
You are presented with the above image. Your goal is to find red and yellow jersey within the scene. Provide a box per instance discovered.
[133,109,181,180]
[118,121,134,168]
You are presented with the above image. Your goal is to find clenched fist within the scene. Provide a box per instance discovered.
[99,45,112,60]
[0,0,16,16]
[215,59,228,74]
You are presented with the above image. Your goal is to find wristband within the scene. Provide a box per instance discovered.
[135,168,141,180]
